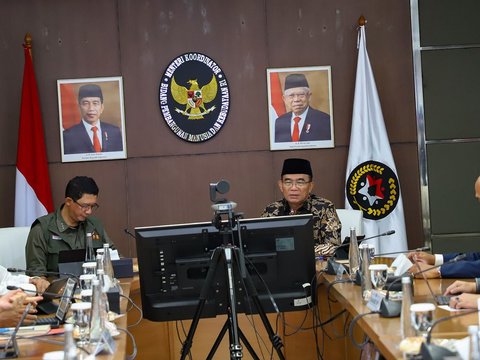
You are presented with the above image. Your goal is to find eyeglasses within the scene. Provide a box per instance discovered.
[74,200,99,211]
[282,180,311,188]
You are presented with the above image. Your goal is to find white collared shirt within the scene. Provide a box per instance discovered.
[290,108,309,139]
[82,119,103,148]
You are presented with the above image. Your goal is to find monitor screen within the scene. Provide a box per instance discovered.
[135,214,315,322]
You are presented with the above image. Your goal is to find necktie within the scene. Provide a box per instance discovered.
[92,126,102,152]
[292,117,301,142]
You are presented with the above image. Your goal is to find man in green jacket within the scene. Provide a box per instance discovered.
[25,176,112,278]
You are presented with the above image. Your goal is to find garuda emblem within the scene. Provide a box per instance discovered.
[171,76,218,119]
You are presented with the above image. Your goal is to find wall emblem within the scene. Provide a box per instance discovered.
[159,53,230,142]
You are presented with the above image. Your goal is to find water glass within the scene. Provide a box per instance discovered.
[70,302,92,346]
[80,289,93,303]
[82,262,97,275]
[79,274,96,290]
[410,303,435,337]
[369,264,388,290]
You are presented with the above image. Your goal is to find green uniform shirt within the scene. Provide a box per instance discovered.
[25,206,112,275]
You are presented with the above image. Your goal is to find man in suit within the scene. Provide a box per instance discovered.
[63,84,123,154]
[274,73,331,143]
[407,175,480,278]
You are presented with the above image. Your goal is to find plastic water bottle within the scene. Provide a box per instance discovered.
[63,323,78,359]
[102,243,115,288]
[469,325,480,360]
[85,232,95,262]
[400,276,415,338]
[89,279,105,344]
[348,227,360,281]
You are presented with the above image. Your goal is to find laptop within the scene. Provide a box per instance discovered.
[36,277,77,326]
[415,261,451,306]
[58,249,87,278]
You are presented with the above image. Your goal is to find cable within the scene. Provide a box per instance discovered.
[348,311,377,349]
[120,294,143,328]
[117,327,137,360]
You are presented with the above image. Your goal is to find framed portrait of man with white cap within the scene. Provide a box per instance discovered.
[266,66,334,151]
[57,76,127,162]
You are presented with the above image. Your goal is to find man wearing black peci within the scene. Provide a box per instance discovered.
[261,158,342,256]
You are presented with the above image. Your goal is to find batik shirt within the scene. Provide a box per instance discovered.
[261,194,342,256]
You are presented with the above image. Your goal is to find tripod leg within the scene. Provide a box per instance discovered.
[238,327,261,360]
[206,320,229,360]
[180,248,223,360]
[242,264,286,360]
[224,247,243,359]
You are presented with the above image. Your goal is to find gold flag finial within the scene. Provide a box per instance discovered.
[358,16,367,26]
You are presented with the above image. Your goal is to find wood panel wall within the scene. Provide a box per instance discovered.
[0,0,423,256]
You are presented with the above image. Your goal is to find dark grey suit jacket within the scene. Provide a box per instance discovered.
[274,107,331,143]
[63,121,123,154]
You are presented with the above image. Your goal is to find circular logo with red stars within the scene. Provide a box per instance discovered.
[346,161,400,220]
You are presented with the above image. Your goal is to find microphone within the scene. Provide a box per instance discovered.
[124,228,137,240]
[7,268,80,284]
[326,230,396,275]
[374,246,430,257]
[2,303,32,358]
[6,286,78,301]
[420,308,478,360]
[379,253,467,318]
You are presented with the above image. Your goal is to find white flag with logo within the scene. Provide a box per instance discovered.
[344,25,408,254]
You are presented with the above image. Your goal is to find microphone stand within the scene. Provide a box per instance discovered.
[7,268,80,286]
[325,230,396,275]
[379,254,467,318]
[420,309,478,360]
[0,304,32,359]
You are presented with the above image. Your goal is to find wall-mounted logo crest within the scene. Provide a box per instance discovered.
[159,53,230,142]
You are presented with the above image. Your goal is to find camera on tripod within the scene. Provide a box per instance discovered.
[209,180,242,234]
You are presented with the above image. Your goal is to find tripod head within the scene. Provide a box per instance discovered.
[210,180,243,238]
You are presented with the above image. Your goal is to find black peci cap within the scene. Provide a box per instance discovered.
[284,73,309,91]
[281,158,313,177]
[78,84,103,102]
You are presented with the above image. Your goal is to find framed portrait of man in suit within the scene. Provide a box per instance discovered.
[267,66,334,151]
[57,76,127,162]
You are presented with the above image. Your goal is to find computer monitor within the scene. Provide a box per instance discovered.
[134,214,315,322]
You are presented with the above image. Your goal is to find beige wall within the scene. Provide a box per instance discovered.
[0,0,423,256]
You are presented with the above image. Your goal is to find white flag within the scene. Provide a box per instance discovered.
[345,25,408,254]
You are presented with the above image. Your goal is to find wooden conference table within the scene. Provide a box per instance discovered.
[10,278,134,359]
[319,262,477,360]
[127,261,478,360]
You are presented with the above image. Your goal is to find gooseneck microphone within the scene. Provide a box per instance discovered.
[374,246,430,257]
[6,285,78,301]
[379,253,467,318]
[326,230,396,275]
[420,308,478,360]
[7,268,80,284]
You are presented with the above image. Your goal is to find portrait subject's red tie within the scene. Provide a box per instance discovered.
[292,117,301,142]
[92,126,102,152]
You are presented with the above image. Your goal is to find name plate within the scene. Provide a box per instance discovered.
[366,290,385,312]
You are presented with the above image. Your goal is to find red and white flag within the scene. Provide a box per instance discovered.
[14,40,53,227]
[344,25,408,254]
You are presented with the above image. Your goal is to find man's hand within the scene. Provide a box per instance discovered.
[29,277,50,293]
[449,293,480,310]
[0,291,38,327]
[408,262,440,278]
[444,280,476,295]
[407,251,435,265]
